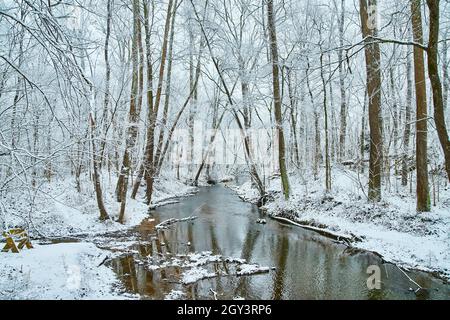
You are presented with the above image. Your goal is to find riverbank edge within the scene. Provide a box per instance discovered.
[225,184,450,283]
[0,180,200,300]
[32,187,200,242]
[0,173,200,240]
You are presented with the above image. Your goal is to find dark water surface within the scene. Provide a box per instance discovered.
[106,186,450,300]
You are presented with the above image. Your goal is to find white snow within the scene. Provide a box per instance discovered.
[0,242,124,300]
[164,290,186,300]
[182,268,217,285]
[0,173,198,299]
[0,172,198,238]
[156,216,198,230]
[145,251,272,286]
[236,264,270,276]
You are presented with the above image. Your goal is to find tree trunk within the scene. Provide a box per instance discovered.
[411,0,430,211]
[443,32,449,111]
[320,53,332,192]
[99,0,113,169]
[90,114,109,221]
[390,66,399,170]
[402,45,413,187]
[287,67,300,168]
[359,0,383,202]
[193,111,226,184]
[154,0,178,176]
[267,0,290,199]
[117,0,141,223]
[188,27,198,176]
[306,62,320,180]
[426,0,450,182]
[156,44,204,175]
[143,0,174,205]
[130,0,155,199]
[360,90,367,173]
[337,0,347,161]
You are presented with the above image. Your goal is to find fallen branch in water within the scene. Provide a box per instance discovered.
[144,251,272,285]
[156,216,198,230]
[397,265,423,292]
[270,215,356,244]
[181,264,271,285]
[210,288,218,300]
[236,264,270,276]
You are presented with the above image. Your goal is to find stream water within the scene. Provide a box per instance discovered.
[101,185,449,300]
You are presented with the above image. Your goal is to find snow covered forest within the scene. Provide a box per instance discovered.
[0,0,450,300]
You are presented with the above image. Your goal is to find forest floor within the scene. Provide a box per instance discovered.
[0,172,198,238]
[0,242,132,299]
[0,173,198,299]
[230,167,450,280]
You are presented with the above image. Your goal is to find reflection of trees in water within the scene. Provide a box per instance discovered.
[241,227,261,261]
[208,223,225,296]
[336,253,366,299]
[136,264,148,294]
[209,223,221,255]
[233,221,261,298]
[108,187,449,300]
[415,273,432,298]
[187,283,199,299]
[118,231,174,298]
[113,256,138,293]
[322,244,336,298]
[283,234,331,299]
[187,221,195,252]
[271,235,289,300]
[137,242,152,256]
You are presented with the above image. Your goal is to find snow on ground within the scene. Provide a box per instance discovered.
[164,290,186,300]
[182,268,217,285]
[0,173,197,299]
[236,264,271,276]
[145,251,271,285]
[230,167,450,279]
[0,242,126,300]
[0,172,197,238]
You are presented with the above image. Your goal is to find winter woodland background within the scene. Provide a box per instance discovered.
[1,0,450,281]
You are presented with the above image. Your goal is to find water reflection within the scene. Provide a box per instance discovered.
[107,186,450,300]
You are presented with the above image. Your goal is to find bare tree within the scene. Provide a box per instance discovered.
[336,0,347,161]
[411,0,430,212]
[426,0,450,182]
[401,45,413,187]
[143,0,174,205]
[359,0,383,202]
[117,0,141,223]
[267,0,290,199]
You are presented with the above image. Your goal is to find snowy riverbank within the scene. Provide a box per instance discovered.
[0,173,198,299]
[0,242,130,299]
[0,173,198,238]
[230,169,450,280]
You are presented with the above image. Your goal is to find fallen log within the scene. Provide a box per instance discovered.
[270,215,357,245]
[156,216,198,230]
